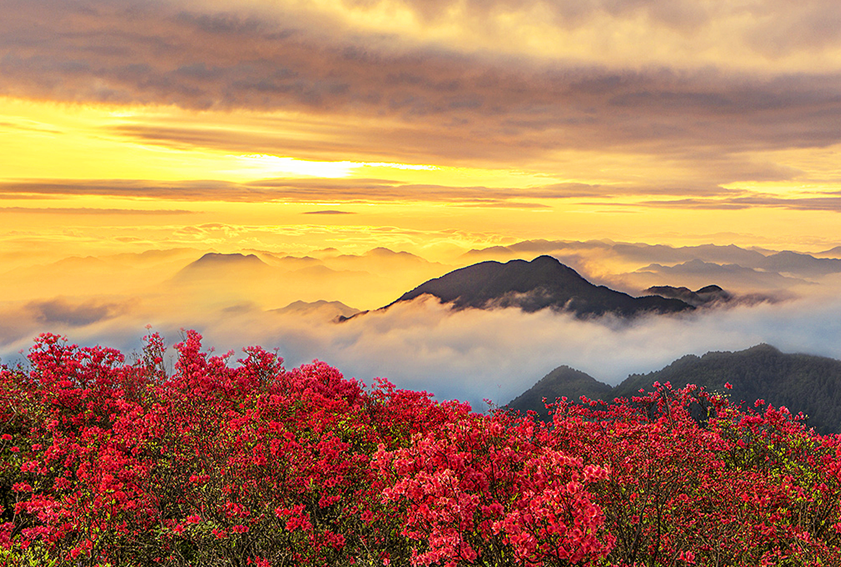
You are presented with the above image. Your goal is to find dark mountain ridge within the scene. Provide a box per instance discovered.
[508,345,841,434]
[644,284,731,307]
[386,255,695,318]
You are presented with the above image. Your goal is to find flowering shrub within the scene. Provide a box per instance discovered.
[375,406,613,566]
[549,384,841,566]
[0,331,838,566]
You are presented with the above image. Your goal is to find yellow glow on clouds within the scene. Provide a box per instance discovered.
[2,96,841,254]
[229,155,356,178]
[285,0,841,74]
[228,155,438,179]
[2,97,455,185]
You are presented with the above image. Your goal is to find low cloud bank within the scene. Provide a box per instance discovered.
[5,290,841,411]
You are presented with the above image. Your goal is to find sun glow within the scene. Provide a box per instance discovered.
[230,155,356,178]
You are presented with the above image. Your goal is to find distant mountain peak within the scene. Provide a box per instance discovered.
[368,247,411,256]
[189,252,267,266]
[274,300,360,320]
[644,284,732,307]
[173,252,271,281]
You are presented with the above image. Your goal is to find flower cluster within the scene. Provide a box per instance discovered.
[0,331,838,566]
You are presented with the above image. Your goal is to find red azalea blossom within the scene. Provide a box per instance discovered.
[0,331,836,565]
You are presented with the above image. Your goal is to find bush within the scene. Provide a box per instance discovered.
[0,332,838,566]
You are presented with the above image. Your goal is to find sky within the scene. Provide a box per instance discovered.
[2,0,841,406]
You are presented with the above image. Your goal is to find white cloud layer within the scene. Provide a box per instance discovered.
[5,289,841,411]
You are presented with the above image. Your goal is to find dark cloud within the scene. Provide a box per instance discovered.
[0,179,269,202]
[26,298,129,327]
[453,202,552,209]
[364,0,841,48]
[0,177,611,204]
[2,1,841,178]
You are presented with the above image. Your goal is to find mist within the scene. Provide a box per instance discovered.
[203,293,841,408]
[2,243,841,410]
[4,287,841,411]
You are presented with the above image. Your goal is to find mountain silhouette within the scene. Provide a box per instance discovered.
[644,284,732,306]
[508,345,841,434]
[274,300,360,320]
[506,366,613,415]
[172,253,273,281]
[182,253,268,270]
[385,255,694,318]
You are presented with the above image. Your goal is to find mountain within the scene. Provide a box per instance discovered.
[273,300,360,320]
[635,260,806,291]
[644,284,731,306]
[180,252,269,271]
[508,345,841,434]
[171,253,276,285]
[385,255,694,318]
[757,251,841,277]
[506,366,613,416]
[816,246,841,258]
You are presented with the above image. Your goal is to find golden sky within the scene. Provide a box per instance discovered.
[1,0,841,264]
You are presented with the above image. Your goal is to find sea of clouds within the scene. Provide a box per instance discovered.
[5,284,840,411]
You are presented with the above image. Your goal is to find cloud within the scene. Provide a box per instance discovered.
[364,0,841,58]
[0,178,630,204]
[0,179,245,201]
[145,287,841,408]
[102,70,841,168]
[0,207,195,215]
[0,120,62,134]
[1,177,829,211]
[2,0,841,181]
[6,289,840,412]
[636,195,841,212]
[25,298,130,327]
[302,210,356,215]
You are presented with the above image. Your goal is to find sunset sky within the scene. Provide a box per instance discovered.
[3,0,841,404]
[4,0,841,256]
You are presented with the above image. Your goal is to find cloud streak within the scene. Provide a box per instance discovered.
[5,178,841,213]
[0,207,195,215]
[636,195,841,213]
